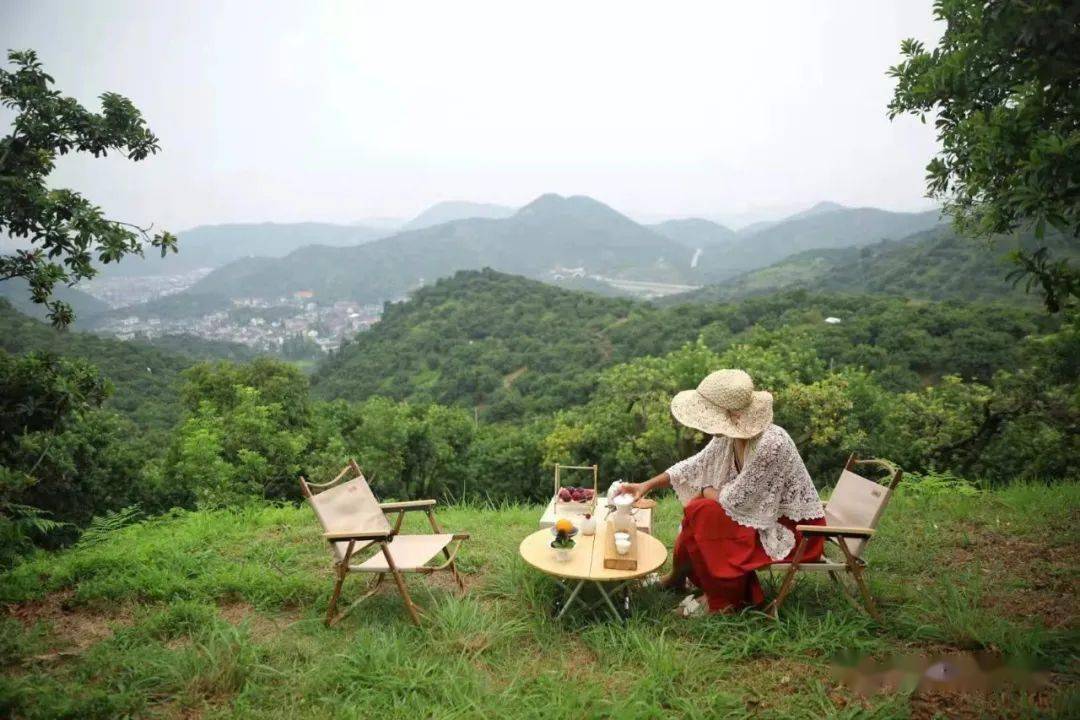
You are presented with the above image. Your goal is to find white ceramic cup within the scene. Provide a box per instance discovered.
[614,539,631,555]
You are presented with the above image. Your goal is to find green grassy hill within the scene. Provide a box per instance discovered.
[1,481,1075,718]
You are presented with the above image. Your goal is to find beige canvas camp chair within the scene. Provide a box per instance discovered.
[764,455,902,620]
[300,459,469,626]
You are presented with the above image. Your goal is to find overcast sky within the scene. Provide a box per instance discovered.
[2,1,943,230]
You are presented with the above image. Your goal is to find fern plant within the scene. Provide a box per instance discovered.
[76,505,143,548]
[0,501,68,567]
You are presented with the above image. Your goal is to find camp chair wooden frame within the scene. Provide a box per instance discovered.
[764,455,902,620]
[300,459,469,627]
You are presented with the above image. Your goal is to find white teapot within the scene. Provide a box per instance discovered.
[609,491,636,535]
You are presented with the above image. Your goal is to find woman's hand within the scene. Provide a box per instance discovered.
[616,482,647,501]
[701,487,719,501]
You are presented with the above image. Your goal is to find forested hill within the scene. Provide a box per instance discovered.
[310,270,652,417]
[676,227,1080,305]
[0,300,254,430]
[311,268,1054,420]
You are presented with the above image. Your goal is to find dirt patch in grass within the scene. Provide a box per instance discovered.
[945,530,1079,629]
[217,601,301,637]
[145,697,209,720]
[725,658,843,712]
[828,654,1064,719]
[5,589,132,658]
[908,683,1062,720]
[417,567,468,594]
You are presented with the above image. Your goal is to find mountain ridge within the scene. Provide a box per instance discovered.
[97,221,388,277]
[671,227,1077,305]
[132,194,694,311]
[694,205,943,279]
[403,201,516,231]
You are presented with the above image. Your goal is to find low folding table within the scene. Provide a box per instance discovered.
[518,526,667,622]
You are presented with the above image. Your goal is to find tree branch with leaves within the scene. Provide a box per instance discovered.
[888,0,1080,313]
[0,49,177,327]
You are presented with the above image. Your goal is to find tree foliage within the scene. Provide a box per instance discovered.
[888,1,1080,312]
[0,49,177,327]
[314,271,1054,418]
[1,272,1075,565]
[0,351,146,559]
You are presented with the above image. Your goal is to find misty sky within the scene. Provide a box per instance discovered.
[2,1,943,231]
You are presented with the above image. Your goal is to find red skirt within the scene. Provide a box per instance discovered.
[673,497,825,613]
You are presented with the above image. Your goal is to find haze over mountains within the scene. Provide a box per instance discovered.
[650,218,737,249]
[87,194,947,327]
[100,222,388,277]
[692,204,942,279]
[160,194,693,308]
[401,201,516,231]
[95,201,526,281]
[675,227,1079,306]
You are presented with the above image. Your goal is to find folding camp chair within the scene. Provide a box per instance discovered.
[765,455,902,620]
[300,459,469,626]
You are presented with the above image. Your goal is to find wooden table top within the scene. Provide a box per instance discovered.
[518,523,668,582]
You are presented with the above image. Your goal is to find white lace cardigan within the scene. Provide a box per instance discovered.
[666,424,824,561]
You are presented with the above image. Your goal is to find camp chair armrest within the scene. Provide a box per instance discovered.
[451,532,470,541]
[379,500,437,512]
[322,530,396,541]
[796,524,875,538]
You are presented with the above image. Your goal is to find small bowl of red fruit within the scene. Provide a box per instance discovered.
[557,485,595,508]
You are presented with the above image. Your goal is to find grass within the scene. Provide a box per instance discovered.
[1,482,1077,719]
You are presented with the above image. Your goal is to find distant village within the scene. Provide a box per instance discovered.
[84,274,383,355]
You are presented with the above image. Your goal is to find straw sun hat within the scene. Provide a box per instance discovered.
[669,369,773,439]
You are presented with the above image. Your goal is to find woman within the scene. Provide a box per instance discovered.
[617,369,826,613]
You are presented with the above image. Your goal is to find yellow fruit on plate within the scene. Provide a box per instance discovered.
[554,518,574,533]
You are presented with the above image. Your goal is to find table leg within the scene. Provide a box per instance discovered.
[555,580,586,621]
[592,581,627,622]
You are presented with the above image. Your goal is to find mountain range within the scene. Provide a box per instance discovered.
[97,222,388,277]
[83,195,954,323]
[691,204,943,280]
[112,194,694,315]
